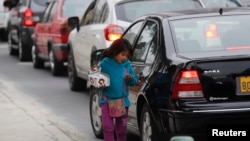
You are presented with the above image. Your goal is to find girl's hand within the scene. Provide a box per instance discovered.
[125,74,132,81]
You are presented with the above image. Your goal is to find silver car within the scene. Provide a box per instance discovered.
[67,0,203,92]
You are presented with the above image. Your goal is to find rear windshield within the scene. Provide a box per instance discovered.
[62,0,92,17]
[115,0,202,22]
[201,0,243,7]
[31,0,48,12]
[169,15,250,54]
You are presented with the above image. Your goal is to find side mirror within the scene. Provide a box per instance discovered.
[68,16,80,32]
[170,136,195,141]
[91,49,104,66]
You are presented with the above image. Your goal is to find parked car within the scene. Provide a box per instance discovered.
[66,0,205,91]
[3,0,48,61]
[32,0,91,76]
[0,0,11,41]
[89,7,250,141]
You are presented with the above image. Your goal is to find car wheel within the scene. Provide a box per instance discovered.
[67,49,87,91]
[140,103,160,141]
[8,32,17,55]
[32,45,44,69]
[18,39,31,61]
[18,39,24,61]
[1,30,8,42]
[49,50,63,76]
[89,87,103,139]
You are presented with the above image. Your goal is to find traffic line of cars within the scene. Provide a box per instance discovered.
[3,0,250,141]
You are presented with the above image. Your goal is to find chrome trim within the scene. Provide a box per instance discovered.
[160,108,250,113]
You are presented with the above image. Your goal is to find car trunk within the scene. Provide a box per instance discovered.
[197,58,250,101]
[174,56,250,112]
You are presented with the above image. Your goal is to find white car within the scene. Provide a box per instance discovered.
[0,0,11,41]
[67,0,204,91]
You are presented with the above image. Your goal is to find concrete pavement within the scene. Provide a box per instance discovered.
[0,79,86,141]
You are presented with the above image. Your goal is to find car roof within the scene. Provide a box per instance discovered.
[152,7,250,19]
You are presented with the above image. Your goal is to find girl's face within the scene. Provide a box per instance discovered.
[114,50,130,64]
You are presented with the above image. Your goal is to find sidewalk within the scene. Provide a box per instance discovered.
[0,79,85,141]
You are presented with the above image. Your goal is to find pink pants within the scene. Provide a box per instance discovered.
[101,103,128,141]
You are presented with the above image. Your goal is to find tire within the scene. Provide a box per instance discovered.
[89,87,103,139]
[32,45,44,69]
[18,38,31,62]
[1,30,8,42]
[140,103,160,141]
[8,32,17,56]
[67,49,87,91]
[49,50,64,76]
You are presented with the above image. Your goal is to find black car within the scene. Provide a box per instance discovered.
[89,7,250,141]
[4,0,48,61]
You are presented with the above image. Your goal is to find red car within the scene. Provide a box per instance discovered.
[32,0,91,76]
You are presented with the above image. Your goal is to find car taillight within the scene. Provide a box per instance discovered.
[23,8,35,26]
[104,24,123,41]
[172,70,204,99]
[60,23,69,34]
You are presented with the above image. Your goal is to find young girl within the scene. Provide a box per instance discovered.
[99,38,138,141]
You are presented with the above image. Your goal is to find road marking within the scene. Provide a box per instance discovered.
[0,45,7,48]
[17,62,32,65]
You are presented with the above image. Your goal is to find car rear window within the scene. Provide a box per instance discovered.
[31,0,49,12]
[169,15,250,54]
[115,0,202,22]
[62,0,92,17]
[201,0,243,7]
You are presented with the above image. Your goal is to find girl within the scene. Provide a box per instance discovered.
[99,38,138,141]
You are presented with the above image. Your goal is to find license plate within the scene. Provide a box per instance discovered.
[240,76,250,93]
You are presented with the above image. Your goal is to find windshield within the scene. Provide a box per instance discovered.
[116,0,202,22]
[62,0,92,17]
[169,15,250,54]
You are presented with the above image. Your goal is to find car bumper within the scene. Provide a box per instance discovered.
[20,26,34,48]
[158,108,250,139]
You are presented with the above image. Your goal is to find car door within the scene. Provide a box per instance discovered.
[35,1,54,57]
[73,0,97,78]
[123,19,159,130]
[42,1,57,57]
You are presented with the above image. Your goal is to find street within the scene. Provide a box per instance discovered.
[0,42,139,141]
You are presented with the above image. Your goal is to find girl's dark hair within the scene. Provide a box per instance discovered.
[101,38,133,60]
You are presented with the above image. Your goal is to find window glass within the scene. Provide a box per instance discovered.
[99,2,109,23]
[31,0,48,12]
[123,21,144,45]
[92,0,106,23]
[169,15,250,54]
[21,0,28,6]
[41,1,53,23]
[34,0,48,6]
[62,0,91,17]
[201,0,242,7]
[47,2,57,22]
[80,1,96,26]
[115,0,201,22]
[132,21,157,63]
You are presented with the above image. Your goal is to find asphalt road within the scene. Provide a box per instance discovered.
[0,42,140,141]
